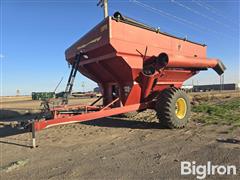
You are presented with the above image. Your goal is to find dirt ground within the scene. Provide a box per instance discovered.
[0,92,240,180]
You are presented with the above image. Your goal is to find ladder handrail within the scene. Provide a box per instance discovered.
[62,52,87,105]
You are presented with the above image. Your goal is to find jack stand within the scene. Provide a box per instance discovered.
[31,121,36,148]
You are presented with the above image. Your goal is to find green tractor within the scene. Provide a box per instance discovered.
[31,92,55,100]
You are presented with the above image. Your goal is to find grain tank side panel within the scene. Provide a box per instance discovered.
[110,18,207,60]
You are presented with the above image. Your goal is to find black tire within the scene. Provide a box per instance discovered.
[155,88,191,128]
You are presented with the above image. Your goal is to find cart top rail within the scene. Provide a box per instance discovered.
[112,12,206,47]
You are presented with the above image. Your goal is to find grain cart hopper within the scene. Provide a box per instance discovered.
[26,12,225,147]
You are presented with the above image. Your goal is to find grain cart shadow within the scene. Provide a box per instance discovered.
[0,110,37,147]
[0,109,40,120]
[216,138,240,144]
[81,117,167,129]
[0,125,31,148]
[0,140,32,148]
[0,125,28,138]
[0,109,22,120]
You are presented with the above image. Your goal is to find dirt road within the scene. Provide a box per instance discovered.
[0,94,240,179]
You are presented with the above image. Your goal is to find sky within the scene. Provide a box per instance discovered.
[0,0,239,96]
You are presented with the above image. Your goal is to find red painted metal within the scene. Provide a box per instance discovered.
[34,102,150,131]
[33,14,225,131]
[65,16,224,108]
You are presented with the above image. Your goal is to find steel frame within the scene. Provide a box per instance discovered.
[26,12,226,148]
[29,98,151,148]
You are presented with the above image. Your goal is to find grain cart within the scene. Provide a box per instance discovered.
[26,12,225,147]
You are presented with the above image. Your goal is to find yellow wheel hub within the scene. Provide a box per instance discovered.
[175,98,187,119]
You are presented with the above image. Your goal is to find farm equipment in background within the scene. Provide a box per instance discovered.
[23,12,225,147]
[71,92,97,98]
[31,92,55,100]
[55,91,98,98]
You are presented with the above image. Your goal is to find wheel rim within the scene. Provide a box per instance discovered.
[175,98,187,119]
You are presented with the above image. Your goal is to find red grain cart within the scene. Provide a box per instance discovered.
[28,12,225,146]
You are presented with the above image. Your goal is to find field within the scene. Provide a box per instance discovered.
[0,91,240,179]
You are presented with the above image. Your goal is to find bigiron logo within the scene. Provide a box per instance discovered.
[181,161,237,179]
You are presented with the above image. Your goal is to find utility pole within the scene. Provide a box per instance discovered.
[16,89,20,96]
[81,81,85,93]
[97,0,108,18]
[192,79,194,92]
[220,74,224,92]
[103,0,108,18]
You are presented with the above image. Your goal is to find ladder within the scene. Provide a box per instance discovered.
[62,53,87,105]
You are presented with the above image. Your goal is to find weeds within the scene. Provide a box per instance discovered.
[192,98,240,127]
